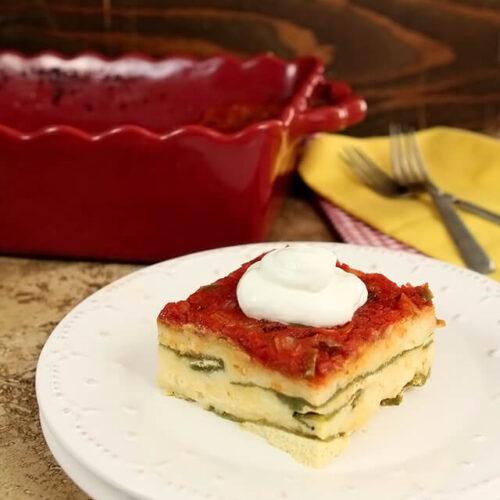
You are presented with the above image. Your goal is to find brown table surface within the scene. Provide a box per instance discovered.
[0,194,335,500]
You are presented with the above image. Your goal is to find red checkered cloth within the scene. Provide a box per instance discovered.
[318,198,420,254]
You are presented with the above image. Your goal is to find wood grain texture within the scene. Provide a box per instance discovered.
[0,0,499,134]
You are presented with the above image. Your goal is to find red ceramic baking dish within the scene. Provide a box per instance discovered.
[0,51,365,262]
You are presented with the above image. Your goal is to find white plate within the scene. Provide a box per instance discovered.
[40,411,132,500]
[36,243,500,500]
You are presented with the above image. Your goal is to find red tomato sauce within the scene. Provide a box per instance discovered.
[158,255,433,383]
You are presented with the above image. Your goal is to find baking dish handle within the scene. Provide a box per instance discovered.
[291,80,367,137]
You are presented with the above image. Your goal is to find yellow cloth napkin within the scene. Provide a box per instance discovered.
[298,126,500,280]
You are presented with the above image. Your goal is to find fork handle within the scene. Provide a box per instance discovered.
[447,195,500,225]
[428,185,495,274]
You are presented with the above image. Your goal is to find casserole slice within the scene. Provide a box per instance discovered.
[157,255,442,467]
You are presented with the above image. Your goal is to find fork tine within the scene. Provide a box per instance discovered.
[400,130,415,184]
[405,129,430,183]
[343,146,397,196]
[346,147,393,192]
[341,148,382,191]
[343,158,377,189]
[389,123,409,185]
[401,131,425,184]
[402,132,421,184]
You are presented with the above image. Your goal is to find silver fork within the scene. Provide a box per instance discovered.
[341,146,500,225]
[389,124,495,274]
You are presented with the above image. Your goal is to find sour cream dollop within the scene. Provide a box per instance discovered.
[236,245,368,328]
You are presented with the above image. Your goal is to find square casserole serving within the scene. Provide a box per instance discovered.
[157,253,441,467]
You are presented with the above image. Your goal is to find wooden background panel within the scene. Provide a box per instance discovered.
[0,0,499,134]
